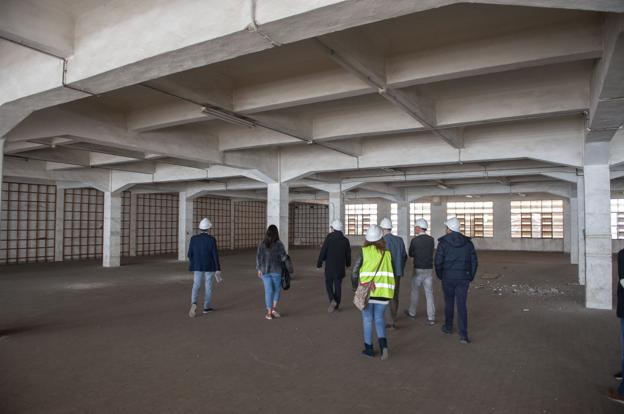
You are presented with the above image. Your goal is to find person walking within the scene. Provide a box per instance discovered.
[351,224,395,360]
[405,218,436,325]
[256,225,291,320]
[608,248,624,404]
[379,218,407,329]
[187,218,222,318]
[435,217,478,344]
[317,219,352,313]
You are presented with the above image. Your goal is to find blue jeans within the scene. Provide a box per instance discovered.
[362,303,388,345]
[443,279,470,338]
[619,318,624,395]
[191,271,215,309]
[261,273,282,310]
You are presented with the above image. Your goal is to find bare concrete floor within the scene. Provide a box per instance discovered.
[0,249,620,413]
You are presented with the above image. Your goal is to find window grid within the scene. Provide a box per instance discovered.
[0,182,56,265]
[390,203,398,235]
[136,194,178,256]
[63,188,104,260]
[611,199,624,240]
[289,202,328,246]
[121,191,131,257]
[193,196,232,249]
[447,201,493,238]
[345,204,377,236]
[233,201,266,249]
[410,203,432,236]
[511,200,564,239]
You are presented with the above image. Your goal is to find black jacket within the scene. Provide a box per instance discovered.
[434,232,478,281]
[409,233,435,269]
[618,249,624,318]
[187,233,221,272]
[317,230,351,278]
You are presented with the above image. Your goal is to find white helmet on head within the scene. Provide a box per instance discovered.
[444,217,461,232]
[199,218,212,230]
[365,224,383,242]
[415,218,428,230]
[330,219,343,232]
[379,217,393,230]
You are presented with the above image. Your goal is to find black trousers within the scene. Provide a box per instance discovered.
[325,275,343,305]
[442,279,470,338]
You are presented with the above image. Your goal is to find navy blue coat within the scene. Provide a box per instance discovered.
[434,232,478,282]
[187,233,221,272]
[618,249,624,318]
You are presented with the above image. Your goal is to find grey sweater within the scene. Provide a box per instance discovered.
[256,240,290,275]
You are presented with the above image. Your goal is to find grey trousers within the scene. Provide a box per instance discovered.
[408,269,435,321]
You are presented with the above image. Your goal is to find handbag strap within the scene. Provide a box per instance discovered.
[360,248,385,285]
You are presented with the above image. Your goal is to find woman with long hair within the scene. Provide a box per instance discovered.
[256,225,289,320]
[351,224,396,360]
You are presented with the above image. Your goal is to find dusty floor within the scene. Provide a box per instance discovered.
[0,249,621,413]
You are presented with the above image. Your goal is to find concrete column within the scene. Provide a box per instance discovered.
[178,192,193,261]
[0,139,4,235]
[377,199,392,225]
[267,183,289,251]
[577,177,586,284]
[103,191,122,267]
[129,192,137,257]
[430,198,446,246]
[328,191,343,230]
[583,142,612,309]
[493,198,511,242]
[397,201,409,247]
[54,188,64,261]
[570,196,579,264]
[563,198,571,254]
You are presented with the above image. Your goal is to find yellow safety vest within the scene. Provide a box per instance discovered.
[359,245,395,299]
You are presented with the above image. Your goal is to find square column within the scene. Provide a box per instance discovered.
[267,183,289,251]
[328,191,344,230]
[563,198,571,254]
[577,176,586,284]
[397,201,409,247]
[583,142,612,309]
[493,198,511,242]
[54,188,64,261]
[129,192,137,257]
[178,192,193,261]
[430,198,446,246]
[570,196,579,264]
[103,191,122,267]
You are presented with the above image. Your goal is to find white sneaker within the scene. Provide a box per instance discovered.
[189,304,197,318]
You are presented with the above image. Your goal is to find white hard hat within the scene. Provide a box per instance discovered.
[365,224,383,242]
[445,217,461,232]
[330,219,343,231]
[379,217,393,229]
[199,218,212,230]
[415,218,428,230]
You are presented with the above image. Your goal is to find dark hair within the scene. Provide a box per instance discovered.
[263,225,280,248]
[363,238,385,253]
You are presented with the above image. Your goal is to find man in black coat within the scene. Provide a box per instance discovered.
[435,217,478,344]
[608,249,624,404]
[187,218,221,318]
[317,219,351,313]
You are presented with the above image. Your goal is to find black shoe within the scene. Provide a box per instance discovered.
[202,307,214,314]
[459,337,470,344]
[615,372,623,381]
[404,310,416,319]
[385,323,397,330]
[441,325,452,335]
[361,343,375,357]
[378,338,390,360]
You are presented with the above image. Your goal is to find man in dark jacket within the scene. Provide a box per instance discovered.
[435,217,478,344]
[379,217,407,329]
[608,249,624,403]
[187,218,221,318]
[406,218,436,325]
[317,220,351,313]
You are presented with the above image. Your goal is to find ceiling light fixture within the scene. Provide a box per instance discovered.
[201,106,255,128]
